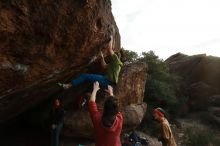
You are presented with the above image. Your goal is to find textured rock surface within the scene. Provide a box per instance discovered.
[63,62,148,138]
[166,53,220,110]
[166,53,220,91]
[115,62,148,107]
[188,82,216,110]
[0,0,120,123]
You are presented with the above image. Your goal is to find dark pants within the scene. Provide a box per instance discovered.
[51,123,63,146]
[71,73,113,89]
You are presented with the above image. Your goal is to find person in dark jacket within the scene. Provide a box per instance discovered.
[50,99,64,146]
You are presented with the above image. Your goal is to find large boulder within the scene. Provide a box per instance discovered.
[0,0,120,123]
[115,62,148,107]
[0,0,148,139]
[63,62,148,138]
[166,53,220,110]
[188,82,217,110]
[166,53,220,91]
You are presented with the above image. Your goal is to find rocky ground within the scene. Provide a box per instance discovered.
[173,118,220,146]
[60,132,161,146]
[0,120,161,146]
[0,128,161,146]
[1,114,220,146]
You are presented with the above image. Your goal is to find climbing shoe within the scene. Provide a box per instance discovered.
[57,82,71,89]
[57,82,64,88]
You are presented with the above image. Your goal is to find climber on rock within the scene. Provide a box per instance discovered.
[58,35,123,90]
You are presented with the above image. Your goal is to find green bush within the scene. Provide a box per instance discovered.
[184,124,214,146]
[121,48,138,63]
[139,51,178,105]
[122,49,188,117]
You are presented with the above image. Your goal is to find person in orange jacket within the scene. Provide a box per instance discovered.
[152,108,177,146]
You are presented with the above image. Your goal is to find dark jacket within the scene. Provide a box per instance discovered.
[50,107,64,125]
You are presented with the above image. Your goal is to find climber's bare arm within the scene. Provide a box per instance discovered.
[100,51,107,69]
[107,35,114,55]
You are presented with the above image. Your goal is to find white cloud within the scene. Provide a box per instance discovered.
[111,0,220,59]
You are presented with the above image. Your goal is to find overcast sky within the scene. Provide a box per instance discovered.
[111,0,220,60]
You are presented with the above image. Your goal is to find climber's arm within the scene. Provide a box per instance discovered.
[107,35,114,55]
[100,51,108,69]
